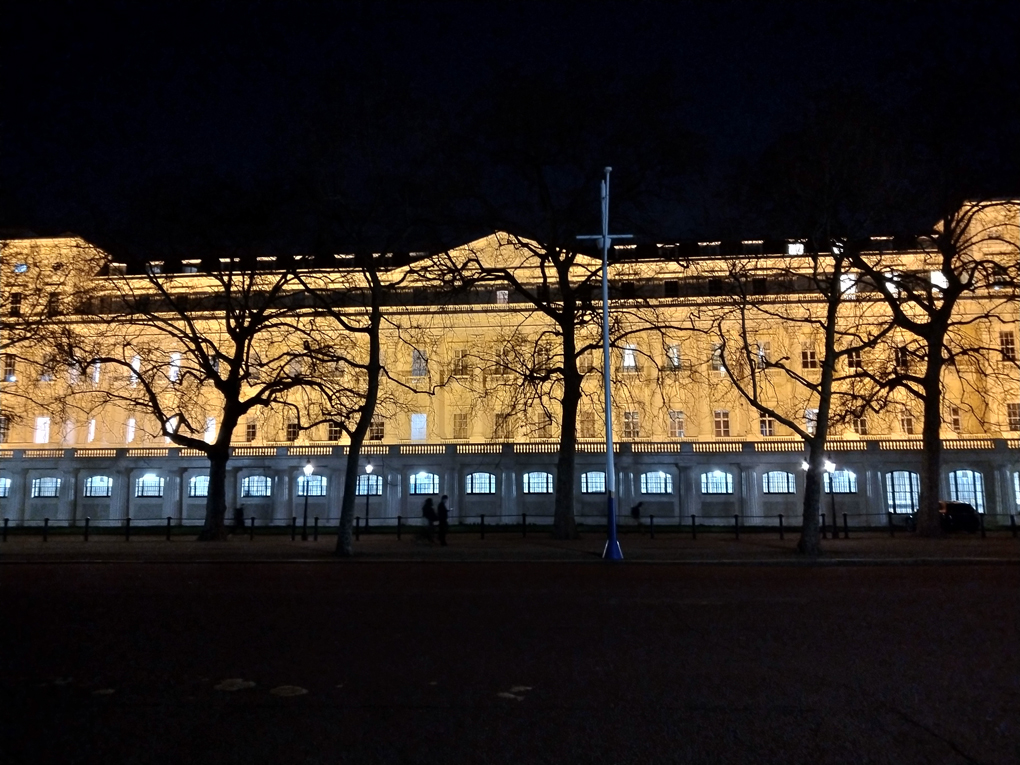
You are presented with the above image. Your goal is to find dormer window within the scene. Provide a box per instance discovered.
[698,241,720,255]
[742,240,763,255]
[786,242,805,256]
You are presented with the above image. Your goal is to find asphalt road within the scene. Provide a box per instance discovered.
[2,563,1018,764]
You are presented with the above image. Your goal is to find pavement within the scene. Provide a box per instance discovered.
[2,525,1018,564]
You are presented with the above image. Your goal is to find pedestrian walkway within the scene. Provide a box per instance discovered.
[1,527,1017,564]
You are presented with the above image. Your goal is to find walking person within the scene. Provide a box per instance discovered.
[422,497,437,543]
[437,494,450,546]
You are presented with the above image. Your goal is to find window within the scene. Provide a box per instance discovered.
[297,474,327,497]
[245,420,258,442]
[31,477,62,498]
[125,417,136,444]
[39,359,55,382]
[409,471,439,495]
[894,346,910,371]
[710,344,725,373]
[578,350,594,374]
[666,344,682,371]
[621,344,638,372]
[948,405,962,433]
[668,410,685,438]
[713,410,730,438]
[805,409,818,436]
[130,354,141,385]
[578,412,598,439]
[1014,471,1019,508]
[640,471,673,494]
[495,289,509,305]
[452,349,469,376]
[465,472,496,494]
[2,355,16,382]
[839,272,857,296]
[623,410,640,439]
[759,414,776,437]
[930,270,949,290]
[787,242,805,256]
[754,342,769,370]
[89,361,101,385]
[452,412,469,439]
[411,349,428,377]
[801,347,819,370]
[523,471,553,494]
[900,413,915,436]
[205,417,216,443]
[46,294,60,317]
[355,474,383,496]
[169,352,181,382]
[1000,331,1017,362]
[34,416,50,444]
[762,471,796,494]
[134,474,164,498]
[7,292,22,317]
[846,350,863,371]
[494,412,514,440]
[410,413,427,441]
[83,476,113,497]
[166,415,182,443]
[1008,403,1020,432]
[0,477,10,498]
[852,416,869,436]
[241,475,272,498]
[885,471,919,514]
[701,470,733,494]
[285,422,300,442]
[0,416,8,443]
[87,419,96,443]
[824,470,858,494]
[581,471,606,493]
[664,279,679,298]
[533,411,552,439]
[326,422,342,441]
[948,469,985,513]
[368,418,385,441]
[188,475,209,498]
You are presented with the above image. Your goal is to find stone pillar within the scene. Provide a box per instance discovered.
[112,466,131,524]
[502,469,517,519]
[272,468,289,525]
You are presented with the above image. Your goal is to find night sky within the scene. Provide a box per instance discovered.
[5,1,1019,258]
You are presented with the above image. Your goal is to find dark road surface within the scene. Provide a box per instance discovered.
[2,563,1018,764]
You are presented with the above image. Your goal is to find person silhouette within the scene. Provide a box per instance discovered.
[437,495,450,546]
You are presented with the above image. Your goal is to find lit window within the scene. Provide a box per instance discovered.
[410,413,427,441]
[241,476,272,498]
[668,410,685,438]
[581,471,606,494]
[14,262,28,273]
[125,417,136,444]
[368,418,385,441]
[754,342,769,370]
[623,410,640,439]
[189,475,209,497]
[169,352,181,382]
[700,470,733,494]
[787,242,805,256]
[666,345,682,370]
[496,289,509,305]
[90,361,101,384]
[205,417,216,443]
[411,349,428,378]
[523,472,553,494]
[762,471,796,494]
[885,471,919,513]
[130,355,141,385]
[2,355,16,382]
[0,477,10,498]
[34,416,51,444]
[465,472,496,494]
[839,272,857,296]
[31,477,61,498]
[710,344,725,373]
[134,474,165,498]
[948,470,985,513]
[87,419,96,443]
[83,476,113,497]
[355,474,383,496]
[713,410,730,438]
[1000,331,1017,362]
[824,470,858,494]
[760,414,776,437]
[900,413,915,435]
[805,409,818,436]
[930,270,948,290]
[409,471,439,495]
[622,344,637,372]
[640,471,672,494]
[297,474,327,497]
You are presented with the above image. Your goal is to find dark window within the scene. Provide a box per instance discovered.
[327,422,342,441]
[285,422,300,442]
[8,293,21,317]
[663,280,679,298]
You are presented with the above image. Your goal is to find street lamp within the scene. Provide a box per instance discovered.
[824,459,838,539]
[301,460,313,541]
[364,462,373,530]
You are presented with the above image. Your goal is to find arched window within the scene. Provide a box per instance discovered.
[885,471,919,514]
[355,474,383,496]
[0,477,11,498]
[31,477,62,498]
[83,475,113,497]
[134,474,165,498]
[824,470,858,494]
[465,472,497,495]
[948,469,985,513]
[241,475,272,498]
[762,471,796,494]
[1014,471,1020,508]
[297,474,328,497]
[188,475,209,498]
[581,471,606,494]
[640,471,673,494]
[409,471,440,495]
[700,470,733,495]
[523,472,553,494]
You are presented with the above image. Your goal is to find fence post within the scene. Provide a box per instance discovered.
[166,516,172,541]
[778,513,784,540]
[125,517,131,542]
[291,516,297,541]
[84,516,90,542]
[354,516,360,541]
[522,513,527,537]
[397,515,402,540]
[691,514,697,540]
[313,516,319,542]
[249,516,255,541]
[43,518,49,542]
[649,515,655,539]
[1011,514,1017,539]
[842,512,849,540]
[888,512,895,537]
[979,513,986,539]
[480,514,485,540]
[820,513,827,540]
[734,514,739,540]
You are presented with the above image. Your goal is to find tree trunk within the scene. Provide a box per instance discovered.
[335,440,362,556]
[916,349,944,537]
[198,450,230,541]
[796,440,824,556]
[554,378,580,539]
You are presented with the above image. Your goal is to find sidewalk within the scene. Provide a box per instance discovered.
[1,528,1018,564]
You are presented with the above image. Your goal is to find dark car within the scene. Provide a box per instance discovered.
[938,501,980,533]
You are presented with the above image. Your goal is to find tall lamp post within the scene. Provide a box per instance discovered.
[301,460,313,541]
[364,462,373,529]
[824,459,838,539]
